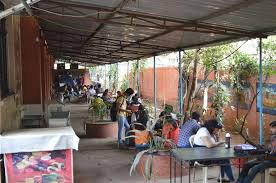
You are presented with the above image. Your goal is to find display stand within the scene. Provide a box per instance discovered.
[1,127,79,183]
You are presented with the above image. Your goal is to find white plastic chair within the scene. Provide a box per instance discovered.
[265,168,276,183]
[189,135,222,183]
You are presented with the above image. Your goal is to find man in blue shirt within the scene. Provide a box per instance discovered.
[177,111,201,148]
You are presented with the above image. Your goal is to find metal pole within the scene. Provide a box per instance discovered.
[259,38,263,145]
[0,0,41,20]
[137,60,141,97]
[109,64,112,90]
[104,64,107,89]
[154,56,157,119]
[116,63,119,91]
[127,61,129,88]
[179,50,183,115]
[21,0,33,16]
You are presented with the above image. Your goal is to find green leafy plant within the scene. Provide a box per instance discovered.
[211,82,230,124]
[88,98,107,120]
[229,51,258,89]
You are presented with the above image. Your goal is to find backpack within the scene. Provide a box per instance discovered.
[110,101,117,121]
[110,97,125,121]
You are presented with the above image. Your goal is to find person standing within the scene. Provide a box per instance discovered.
[116,88,134,148]
[177,111,201,148]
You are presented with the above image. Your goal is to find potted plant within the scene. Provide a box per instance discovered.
[88,97,107,122]
[128,130,181,181]
[127,115,187,182]
[86,98,118,138]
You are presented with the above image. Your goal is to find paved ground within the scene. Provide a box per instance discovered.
[67,104,246,183]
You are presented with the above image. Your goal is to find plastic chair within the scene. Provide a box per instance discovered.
[189,135,222,183]
[265,168,276,183]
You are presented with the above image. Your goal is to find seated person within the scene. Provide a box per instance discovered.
[154,111,166,132]
[194,119,234,182]
[63,85,71,103]
[130,100,149,129]
[237,121,276,183]
[178,111,201,148]
[102,89,111,102]
[162,116,180,146]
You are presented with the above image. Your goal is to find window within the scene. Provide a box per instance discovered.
[0,2,9,98]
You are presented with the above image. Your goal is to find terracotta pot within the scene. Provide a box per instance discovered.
[137,153,189,179]
[85,120,118,138]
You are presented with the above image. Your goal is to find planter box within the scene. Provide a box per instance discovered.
[85,120,118,138]
[137,153,189,179]
[48,111,70,128]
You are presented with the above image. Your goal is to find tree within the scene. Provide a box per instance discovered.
[232,37,276,145]
[182,44,232,122]
[184,49,200,121]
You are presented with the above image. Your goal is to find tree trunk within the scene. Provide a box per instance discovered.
[202,68,209,117]
[184,50,199,121]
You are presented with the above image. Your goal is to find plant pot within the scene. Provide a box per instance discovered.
[137,152,189,179]
[85,119,118,138]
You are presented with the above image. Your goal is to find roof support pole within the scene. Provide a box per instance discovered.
[21,0,33,16]
[104,64,107,89]
[258,38,263,145]
[116,63,119,92]
[0,0,41,20]
[154,56,157,119]
[109,64,112,90]
[137,60,141,97]
[127,61,129,88]
[178,50,183,115]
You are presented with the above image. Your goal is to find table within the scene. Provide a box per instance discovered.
[170,147,265,183]
[1,127,79,183]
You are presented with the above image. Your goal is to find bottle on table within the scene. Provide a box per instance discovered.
[225,133,231,149]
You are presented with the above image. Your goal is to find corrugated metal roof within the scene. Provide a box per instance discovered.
[31,0,276,65]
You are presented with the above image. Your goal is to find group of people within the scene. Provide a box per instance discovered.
[114,88,149,149]
[114,91,276,183]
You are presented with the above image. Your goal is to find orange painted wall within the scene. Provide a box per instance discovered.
[21,17,43,104]
[140,67,276,139]
[21,17,54,106]
[140,67,179,103]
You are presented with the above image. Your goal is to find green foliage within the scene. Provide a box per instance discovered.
[263,37,276,76]
[120,75,128,92]
[211,82,230,124]
[200,44,232,71]
[229,51,258,89]
[109,64,118,90]
[164,104,173,114]
[88,98,107,120]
